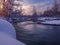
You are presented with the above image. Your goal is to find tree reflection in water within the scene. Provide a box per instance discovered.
[15,21,60,45]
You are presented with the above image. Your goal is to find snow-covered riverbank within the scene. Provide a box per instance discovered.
[0,19,26,45]
[41,20,60,25]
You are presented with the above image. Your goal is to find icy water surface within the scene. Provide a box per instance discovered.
[15,21,60,45]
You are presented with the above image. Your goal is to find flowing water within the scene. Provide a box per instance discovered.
[15,21,60,45]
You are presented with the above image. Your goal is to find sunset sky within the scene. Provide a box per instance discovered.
[22,0,54,15]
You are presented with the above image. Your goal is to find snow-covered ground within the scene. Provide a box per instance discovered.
[38,17,60,21]
[0,32,25,45]
[0,19,16,38]
[42,20,60,25]
[0,19,26,45]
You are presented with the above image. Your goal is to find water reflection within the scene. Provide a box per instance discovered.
[17,21,47,31]
[16,21,60,45]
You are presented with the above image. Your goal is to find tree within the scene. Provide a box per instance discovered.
[0,0,9,17]
[53,0,60,16]
[31,6,37,22]
[8,0,23,17]
[32,6,37,17]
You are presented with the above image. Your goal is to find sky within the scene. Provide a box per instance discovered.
[18,0,54,15]
[21,0,54,15]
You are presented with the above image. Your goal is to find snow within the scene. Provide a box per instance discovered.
[0,19,16,38]
[42,20,60,25]
[0,32,26,45]
[0,19,26,45]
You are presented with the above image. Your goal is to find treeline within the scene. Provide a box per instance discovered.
[41,0,60,17]
[7,0,60,17]
[29,0,60,17]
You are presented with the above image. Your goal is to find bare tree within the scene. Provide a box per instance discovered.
[32,6,37,17]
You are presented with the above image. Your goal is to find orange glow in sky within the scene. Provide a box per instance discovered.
[22,5,33,15]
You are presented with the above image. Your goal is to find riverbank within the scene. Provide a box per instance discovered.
[13,21,60,45]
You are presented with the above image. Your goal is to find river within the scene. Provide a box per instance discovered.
[15,21,60,45]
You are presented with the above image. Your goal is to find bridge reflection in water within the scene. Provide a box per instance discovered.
[15,21,60,45]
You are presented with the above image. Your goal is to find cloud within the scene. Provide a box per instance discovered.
[22,1,52,15]
[37,5,48,14]
[23,1,50,6]
[22,5,33,15]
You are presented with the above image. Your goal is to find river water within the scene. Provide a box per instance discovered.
[16,21,60,45]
